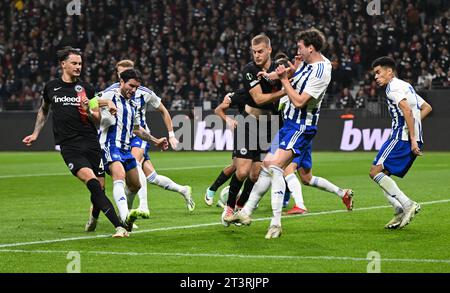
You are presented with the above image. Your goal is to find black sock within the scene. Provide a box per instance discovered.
[236,178,255,208]
[87,179,122,228]
[210,171,232,192]
[92,202,101,219]
[227,174,245,209]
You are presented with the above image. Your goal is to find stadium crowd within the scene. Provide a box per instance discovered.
[0,0,448,111]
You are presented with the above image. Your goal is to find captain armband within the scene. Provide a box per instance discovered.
[88,96,99,109]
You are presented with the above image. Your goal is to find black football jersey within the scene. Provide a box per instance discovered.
[43,78,97,145]
[241,61,282,112]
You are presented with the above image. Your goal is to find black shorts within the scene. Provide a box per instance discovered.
[232,115,269,162]
[60,138,105,177]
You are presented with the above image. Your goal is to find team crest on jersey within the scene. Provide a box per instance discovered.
[246,73,253,80]
[68,163,74,170]
[240,148,248,155]
[74,85,84,92]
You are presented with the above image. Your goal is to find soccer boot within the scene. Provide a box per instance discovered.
[384,212,404,229]
[183,186,196,212]
[232,210,252,226]
[285,205,308,215]
[85,209,98,232]
[204,188,215,206]
[221,206,234,227]
[265,225,282,239]
[136,208,150,219]
[399,202,421,229]
[342,189,354,211]
[112,226,129,238]
[124,209,139,232]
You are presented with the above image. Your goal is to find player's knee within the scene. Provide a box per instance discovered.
[235,169,249,181]
[369,167,379,179]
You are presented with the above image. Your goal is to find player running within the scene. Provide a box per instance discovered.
[370,56,432,229]
[22,46,129,238]
[97,68,168,231]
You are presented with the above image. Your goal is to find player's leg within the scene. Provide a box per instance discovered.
[76,167,124,230]
[299,168,354,211]
[265,148,292,238]
[284,162,307,214]
[109,161,132,223]
[235,160,260,209]
[369,139,420,228]
[60,144,126,236]
[205,162,236,206]
[142,158,195,212]
[222,157,252,225]
[130,146,150,217]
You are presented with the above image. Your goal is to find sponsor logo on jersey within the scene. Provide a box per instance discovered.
[246,73,253,80]
[54,95,81,104]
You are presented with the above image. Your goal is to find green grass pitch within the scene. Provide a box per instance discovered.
[0,151,449,273]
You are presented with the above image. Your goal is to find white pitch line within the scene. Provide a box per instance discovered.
[1,249,449,265]
[0,165,225,179]
[0,198,449,249]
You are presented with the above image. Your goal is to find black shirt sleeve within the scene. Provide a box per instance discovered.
[242,63,260,93]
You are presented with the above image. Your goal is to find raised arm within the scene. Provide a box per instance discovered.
[157,103,178,149]
[277,65,312,108]
[214,93,237,129]
[420,101,432,120]
[133,125,168,151]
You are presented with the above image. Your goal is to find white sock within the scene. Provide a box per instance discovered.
[242,167,272,216]
[373,173,412,208]
[125,185,136,210]
[383,190,403,214]
[113,180,129,222]
[270,165,285,227]
[147,171,187,196]
[309,176,344,198]
[136,164,148,211]
[285,174,306,210]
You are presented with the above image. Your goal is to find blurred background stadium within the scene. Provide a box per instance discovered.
[0,0,448,112]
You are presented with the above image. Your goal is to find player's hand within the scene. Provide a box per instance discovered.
[226,117,238,129]
[22,134,37,146]
[223,93,233,104]
[169,136,179,150]
[411,141,422,156]
[107,100,117,115]
[276,64,289,80]
[257,71,278,80]
[155,137,169,151]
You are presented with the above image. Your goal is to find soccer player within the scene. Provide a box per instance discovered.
[22,46,129,238]
[97,68,169,231]
[234,28,333,239]
[370,56,432,229]
[220,35,286,226]
[87,60,194,229]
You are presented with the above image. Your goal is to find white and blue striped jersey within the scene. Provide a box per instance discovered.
[385,77,425,143]
[103,83,161,132]
[282,55,332,130]
[98,86,140,151]
[133,86,161,132]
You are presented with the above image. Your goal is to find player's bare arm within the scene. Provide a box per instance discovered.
[420,101,432,120]
[157,103,178,149]
[277,65,312,108]
[98,99,117,115]
[249,84,285,105]
[398,99,421,156]
[133,125,168,150]
[214,93,237,129]
[22,99,51,146]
